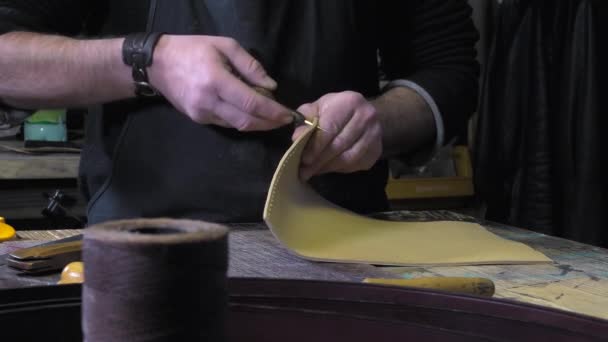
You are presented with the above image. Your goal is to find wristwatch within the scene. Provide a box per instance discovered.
[122,32,164,97]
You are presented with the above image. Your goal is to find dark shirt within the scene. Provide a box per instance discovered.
[0,0,479,224]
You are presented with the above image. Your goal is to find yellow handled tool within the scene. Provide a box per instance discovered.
[0,217,16,242]
[363,277,495,297]
[57,261,496,298]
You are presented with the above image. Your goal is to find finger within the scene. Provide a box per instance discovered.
[213,38,277,89]
[296,102,326,165]
[299,131,362,181]
[181,94,235,128]
[212,100,284,131]
[294,102,318,126]
[298,102,350,166]
[302,125,380,179]
[308,110,368,173]
[216,70,291,124]
[195,111,231,128]
[321,127,382,174]
[329,147,380,174]
[291,102,320,142]
[291,124,310,142]
[207,114,233,128]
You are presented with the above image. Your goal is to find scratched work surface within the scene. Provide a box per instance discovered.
[0,224,392,288]
[2,210,608,320]
[376,211,608,320]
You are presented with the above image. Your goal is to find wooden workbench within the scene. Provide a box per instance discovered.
[0,223,394,288]
[1,210,608,321]
[0,140,79,180]
[0,140,84,221]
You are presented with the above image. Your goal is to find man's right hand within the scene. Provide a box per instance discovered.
[148,35,292,131]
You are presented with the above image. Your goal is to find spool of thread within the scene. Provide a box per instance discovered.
[82,218,228,342]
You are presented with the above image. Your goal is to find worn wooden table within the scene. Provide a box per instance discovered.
[0,140,84,221]
[0,224,394,288]
[0,140,79,180]
[1,210,608,321]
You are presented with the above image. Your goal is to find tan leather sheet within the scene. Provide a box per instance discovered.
[263,121,551,266]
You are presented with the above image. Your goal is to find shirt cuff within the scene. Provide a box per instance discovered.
[383,79,444,151]
[382,79,445,164]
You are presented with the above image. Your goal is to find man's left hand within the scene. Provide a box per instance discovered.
[293,91,383,180]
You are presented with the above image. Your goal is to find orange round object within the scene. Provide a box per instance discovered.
[58,261,84,284]
[0,217,16,242]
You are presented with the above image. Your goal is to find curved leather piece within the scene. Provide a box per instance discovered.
[263,120,550,266]
[1,279,607,341]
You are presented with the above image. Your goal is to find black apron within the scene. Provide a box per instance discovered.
[81,0,389,224]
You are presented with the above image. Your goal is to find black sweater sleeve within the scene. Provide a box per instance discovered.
[378,0,480,142]
[0,0,96,35]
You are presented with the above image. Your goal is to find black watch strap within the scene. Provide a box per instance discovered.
[122,32,164,97]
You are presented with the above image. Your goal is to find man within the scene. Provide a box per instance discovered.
[0,1,479,224]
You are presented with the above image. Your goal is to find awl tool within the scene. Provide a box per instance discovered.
[289,109,323,130]
[253,86,327,132]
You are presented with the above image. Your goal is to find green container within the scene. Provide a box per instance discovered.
[24,109,67,142]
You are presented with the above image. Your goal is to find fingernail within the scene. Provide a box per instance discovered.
[282,114,293,124]
[264,77,277,89]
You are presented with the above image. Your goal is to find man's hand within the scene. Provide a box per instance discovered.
[149,35,292,131]
[293,91,383,180]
